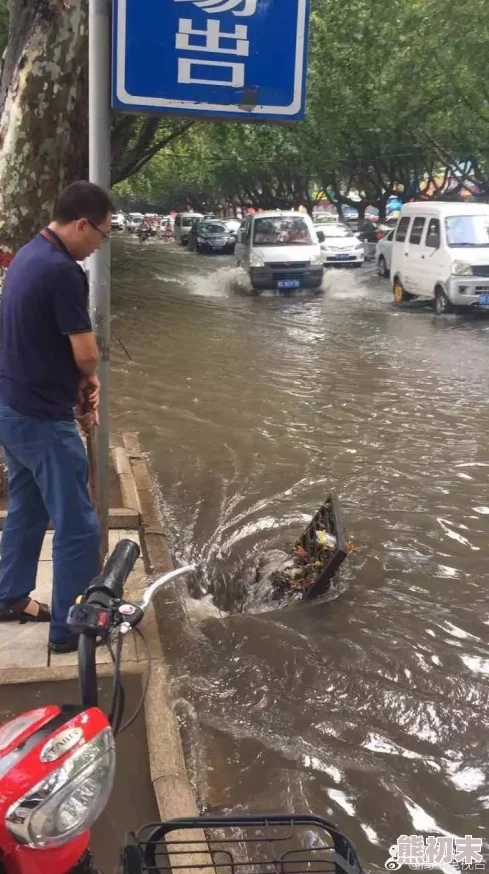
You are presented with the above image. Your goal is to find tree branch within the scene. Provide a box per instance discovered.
[112,120,194,185]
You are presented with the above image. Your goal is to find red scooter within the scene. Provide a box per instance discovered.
[0,541,365,874]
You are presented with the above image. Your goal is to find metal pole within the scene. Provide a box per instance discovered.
[88,0,111,563]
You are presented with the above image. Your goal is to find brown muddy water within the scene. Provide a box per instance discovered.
[110,237,489,872]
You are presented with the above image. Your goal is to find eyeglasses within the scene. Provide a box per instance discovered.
[87,219,110,243]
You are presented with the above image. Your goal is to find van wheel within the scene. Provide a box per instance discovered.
[435,287,453,315]
[377,256,389,278]
[393,279,412,304]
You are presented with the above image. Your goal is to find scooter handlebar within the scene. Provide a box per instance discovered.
[98,539,141,600]
[77,539,140,711]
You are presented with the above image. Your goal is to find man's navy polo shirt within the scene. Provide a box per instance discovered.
[0,233,92,420]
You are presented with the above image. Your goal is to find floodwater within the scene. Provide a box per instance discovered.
[111,237,489,872]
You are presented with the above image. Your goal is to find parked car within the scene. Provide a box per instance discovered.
[188,219,239,254]
[174,212,203,245]
[235,211,324,290]
[225,219,241,234]
[390,202,489,314]
[313,213,337,227]
[126,213,144,233]
[375,229,394,277]
[111,213,126,231]
[319,222,364,267]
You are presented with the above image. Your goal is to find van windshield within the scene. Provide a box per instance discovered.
[445,215,489,247]
[253,216,313,246]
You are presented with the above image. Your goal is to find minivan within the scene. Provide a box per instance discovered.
[174,212,203,246]
[235,211,324,290]
[390,202,489,314]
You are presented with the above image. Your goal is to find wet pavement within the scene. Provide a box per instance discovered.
[111,237,489,872]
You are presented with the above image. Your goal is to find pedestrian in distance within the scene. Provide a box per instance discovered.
[0,181,113,653]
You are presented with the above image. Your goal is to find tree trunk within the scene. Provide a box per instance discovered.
[0,0,88,260]
[356,201,366,221]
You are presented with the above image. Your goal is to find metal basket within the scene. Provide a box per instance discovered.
[120,815,365,874]
[296,491,348,601]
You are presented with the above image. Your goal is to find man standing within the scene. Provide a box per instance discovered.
[0,181,113,653]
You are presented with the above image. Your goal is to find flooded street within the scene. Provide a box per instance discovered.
[111,237,489,871]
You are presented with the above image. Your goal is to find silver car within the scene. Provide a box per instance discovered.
[375,230,394,277]
[319,223,365,267]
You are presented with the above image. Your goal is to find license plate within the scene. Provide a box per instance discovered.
[334,253,351,260]
[480,293,489,305]
[278,279,300,289]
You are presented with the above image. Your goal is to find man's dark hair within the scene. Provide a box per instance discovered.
[53,181,113,225]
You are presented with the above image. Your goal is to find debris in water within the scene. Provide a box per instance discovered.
[254,491,352,603]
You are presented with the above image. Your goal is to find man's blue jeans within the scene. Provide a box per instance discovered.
[0,400,100,642]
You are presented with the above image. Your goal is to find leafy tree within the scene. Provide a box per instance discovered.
[0,1,194,255]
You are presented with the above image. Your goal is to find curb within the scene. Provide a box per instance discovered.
[122,433,199,820]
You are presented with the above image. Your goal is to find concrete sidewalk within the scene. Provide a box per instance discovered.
[0,437,146,684]
[0,528,146,681]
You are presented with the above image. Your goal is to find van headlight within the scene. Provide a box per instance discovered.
[6,728,115,848]
[311,252,324,265]
[250,251,265,267]
[452,261,473,276]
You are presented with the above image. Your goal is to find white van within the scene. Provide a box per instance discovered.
[235,211,324,290]
[174,212,203,246]
[390,202,489,314]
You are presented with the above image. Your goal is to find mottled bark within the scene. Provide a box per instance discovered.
[0,0,88,257]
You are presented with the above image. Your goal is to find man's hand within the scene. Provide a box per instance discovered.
[79,374,100,410]
[77,375,101,430]
[75,408,99,434]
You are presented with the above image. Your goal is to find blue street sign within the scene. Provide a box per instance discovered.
[112,0,311,122]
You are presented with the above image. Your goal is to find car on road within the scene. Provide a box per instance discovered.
[375,229,394,277]
[127,213,144,233]
[224,218,241,234]
[390,202,489,314]
[174,212,203,246]
[313,213,337,228]
[111,213,126,231]
[188,219,240,254]
[319,222,365,267]
[235,211,324,290]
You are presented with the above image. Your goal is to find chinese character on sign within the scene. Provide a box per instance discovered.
[176,19,249,55]
[176,12,250,88]
[173,0,258,16]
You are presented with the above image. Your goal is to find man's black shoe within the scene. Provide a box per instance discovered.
[48,634,79,654]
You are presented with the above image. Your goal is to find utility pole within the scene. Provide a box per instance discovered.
[88,0,111,562]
